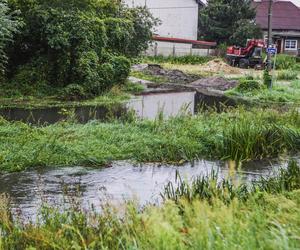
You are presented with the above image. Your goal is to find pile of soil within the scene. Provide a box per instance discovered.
[190,77,238,91]
[132,64,198,83]
[199,59,242,74]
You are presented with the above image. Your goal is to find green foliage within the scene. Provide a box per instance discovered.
[198,0,261,45]
[236,79,261,92]
[227,82,300,104]
[61,84,87,101]
[0,107,299,172]
[229,19,262,46]
[123,82,145,94]
[277,70,298,81]
[0,0,21,76]
[218,119,299,162]
[275,54,296,70]
[163,160,300,203]
[263,69,272,88]
[3,0,156,97]
[110,56,131,84]
[144,55,214,65]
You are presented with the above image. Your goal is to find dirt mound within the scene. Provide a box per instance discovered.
[190,77,238,91]
[199,59,242,74]
[133,64,197,83]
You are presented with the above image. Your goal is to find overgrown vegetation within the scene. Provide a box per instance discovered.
[227,79,300,103]
[0,0,21,75]
[0,107,299,172]
[0,161,299,249]
[277,70,298,81]
[236,79,261,92]
[163,160,300,203]
[275,54,298,70]
[0,0,157,99]
[143,55,214,65]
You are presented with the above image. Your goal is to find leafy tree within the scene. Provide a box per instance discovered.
[230,19,262,46]
[0,0,21,76]
[198,0,262,46]
[4,0,157,97]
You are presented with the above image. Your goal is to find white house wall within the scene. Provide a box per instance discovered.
[146,42,214,57]
[124,0,199,40]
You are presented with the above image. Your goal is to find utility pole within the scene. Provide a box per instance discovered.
[267,0,273,71]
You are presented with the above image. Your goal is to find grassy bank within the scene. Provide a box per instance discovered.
[1,162,299,249]
[0,107,300,172]
[0,85,134,109]
[227,78,300,104]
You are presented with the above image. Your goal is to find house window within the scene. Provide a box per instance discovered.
[285,40,298,50]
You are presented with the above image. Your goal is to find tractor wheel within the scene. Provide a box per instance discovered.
[239,59,249,69]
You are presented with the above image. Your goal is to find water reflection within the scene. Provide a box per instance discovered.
[0,158,294,220]
[127,92,195,119]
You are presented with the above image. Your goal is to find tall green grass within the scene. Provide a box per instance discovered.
[277,70,298,81]
[0,107,299,172]
[162,160,300,203]
[0,162,299,249]
[275,54,297,70]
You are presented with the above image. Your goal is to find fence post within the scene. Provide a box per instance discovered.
[154,43,158,57]
[172,44,176,57]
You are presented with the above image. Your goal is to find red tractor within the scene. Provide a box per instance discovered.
[226,39,265,69]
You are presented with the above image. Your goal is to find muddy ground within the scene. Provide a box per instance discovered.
[131,63,238,91]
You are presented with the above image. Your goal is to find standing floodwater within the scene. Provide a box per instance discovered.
[127,91,196,119]
[0,90,238,124]
[0,159,293,221]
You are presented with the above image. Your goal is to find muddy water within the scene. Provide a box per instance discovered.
[0,159,293,220]
[0,104,126,124]
[127,92,196,119]
[0,91,237,124]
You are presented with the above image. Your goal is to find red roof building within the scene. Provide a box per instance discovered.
[253,0,300,55]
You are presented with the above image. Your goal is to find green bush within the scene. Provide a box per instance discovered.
[237,79,261,92]
[263,70,272,88]
[110,56,131,84]
[3,0,155,98]
[275,54,296,70]
[0,0,21,75]
[61,84,87,101]
[277,70,298,81]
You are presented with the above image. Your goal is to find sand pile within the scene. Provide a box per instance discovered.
[199,59,242,74]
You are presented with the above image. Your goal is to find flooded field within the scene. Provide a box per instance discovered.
[0,158,295,220]
[0,90,237,124]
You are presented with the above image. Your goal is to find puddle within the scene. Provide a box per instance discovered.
[0,91,237,124]
[127,91,196,119]
[0,158,294,221]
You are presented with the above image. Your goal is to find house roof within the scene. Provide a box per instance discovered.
[253,0,300,31]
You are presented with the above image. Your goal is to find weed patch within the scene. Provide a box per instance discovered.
[0,108,299,172]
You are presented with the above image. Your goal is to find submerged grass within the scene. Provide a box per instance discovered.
[0,85,132,109]
[0,107,300,172]
[162,160,300,203]
[0,162,299,249]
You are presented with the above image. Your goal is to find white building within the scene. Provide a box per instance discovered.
[124,0,215,56]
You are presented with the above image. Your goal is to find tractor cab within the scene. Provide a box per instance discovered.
[226,39,266,69]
